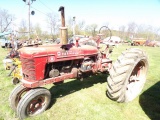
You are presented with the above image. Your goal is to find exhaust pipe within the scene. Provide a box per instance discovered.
[58,6,68,45]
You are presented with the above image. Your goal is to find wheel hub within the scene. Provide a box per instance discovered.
[28,96,44,115]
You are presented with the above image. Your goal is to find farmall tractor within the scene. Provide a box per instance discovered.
[9,6,149,120]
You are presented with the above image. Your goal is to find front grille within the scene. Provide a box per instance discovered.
[21,58,36,80]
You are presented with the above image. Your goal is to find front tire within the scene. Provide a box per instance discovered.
[107,48,148,102]
[9,84,30,111]
[17,88,51,119]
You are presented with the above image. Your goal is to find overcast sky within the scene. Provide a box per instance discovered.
[1,0,160,31]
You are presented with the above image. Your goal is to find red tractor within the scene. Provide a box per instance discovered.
[9,6,149,120]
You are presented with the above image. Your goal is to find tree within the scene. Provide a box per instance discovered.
[154,28,160,40]
[135,24,145,38]
[127,22,137,39]
[76,20,85,35]
[78,20,85,30]
[17,19,28,39]
[85,24,98,36]
[66,16,74,36]
[119,25,126,41]
[0,9,14,32]
[66,17,86,36]
[18,19,27,32]
[34,23,42,39]
[146,25,154,40]
[46,12,59,38]
[73,20,85,35]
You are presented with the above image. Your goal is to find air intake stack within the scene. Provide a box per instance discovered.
[58,6,68,45]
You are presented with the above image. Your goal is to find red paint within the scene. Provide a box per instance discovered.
[19,39,112,88]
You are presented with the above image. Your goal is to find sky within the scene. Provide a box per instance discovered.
[1,0,160,31]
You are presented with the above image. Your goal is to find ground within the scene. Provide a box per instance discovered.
[0,45,160,120]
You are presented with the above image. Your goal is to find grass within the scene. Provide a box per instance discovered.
[0,44,160,120]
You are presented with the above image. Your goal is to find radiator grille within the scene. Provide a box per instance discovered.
[21,58,36,80]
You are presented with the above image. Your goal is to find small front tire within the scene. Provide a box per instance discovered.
[17,88,51,119]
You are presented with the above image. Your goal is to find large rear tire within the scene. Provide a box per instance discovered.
[17,88,51,120]
[107,48,148,102]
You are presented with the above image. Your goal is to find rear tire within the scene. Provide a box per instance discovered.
[107,48,148,102]
[17,88,51,120]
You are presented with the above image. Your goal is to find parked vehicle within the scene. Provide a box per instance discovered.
[68,35,86,43]
[0,37,11,48]
[144,40,160,47]
[103,36,122,46]
[0,32,11,48]
[131,38,146,46]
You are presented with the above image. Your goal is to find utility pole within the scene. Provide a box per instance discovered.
[28,0,31,39]
[72,16,76,36]
[22,0,36,40]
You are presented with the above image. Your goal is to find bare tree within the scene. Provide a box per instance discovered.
[78,20,85,30]
[136,24,145,38]
[127,22,137,39]
[17,19,28,39]
[67,16,73,28]
[85,24,98,36]
[34,23,42,39]
[18,19,27,32]
[66,16,74,36]
[46,12,59,37]
[0,9,14,32]
[154,28,160,40]
[146,25,154,40]
[119,25,126,40]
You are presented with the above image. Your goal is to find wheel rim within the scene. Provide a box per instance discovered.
[10,85,30,111]
[15,88,30,108]
[27,95,48,116]
[125,60,146,101]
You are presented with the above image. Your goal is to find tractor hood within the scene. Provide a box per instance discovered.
[19,44,99,59]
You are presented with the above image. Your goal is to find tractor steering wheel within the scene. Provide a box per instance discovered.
[98,26,112,41]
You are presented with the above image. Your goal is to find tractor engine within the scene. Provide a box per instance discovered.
[80,59,93,72]
[46,60,74,78]
[19,43,101,88]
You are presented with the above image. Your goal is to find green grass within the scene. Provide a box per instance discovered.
[0,45,160,120]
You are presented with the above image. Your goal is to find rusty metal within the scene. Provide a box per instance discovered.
[59,27,68,45]
[59,6,68,45]
[58,6,65,27]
